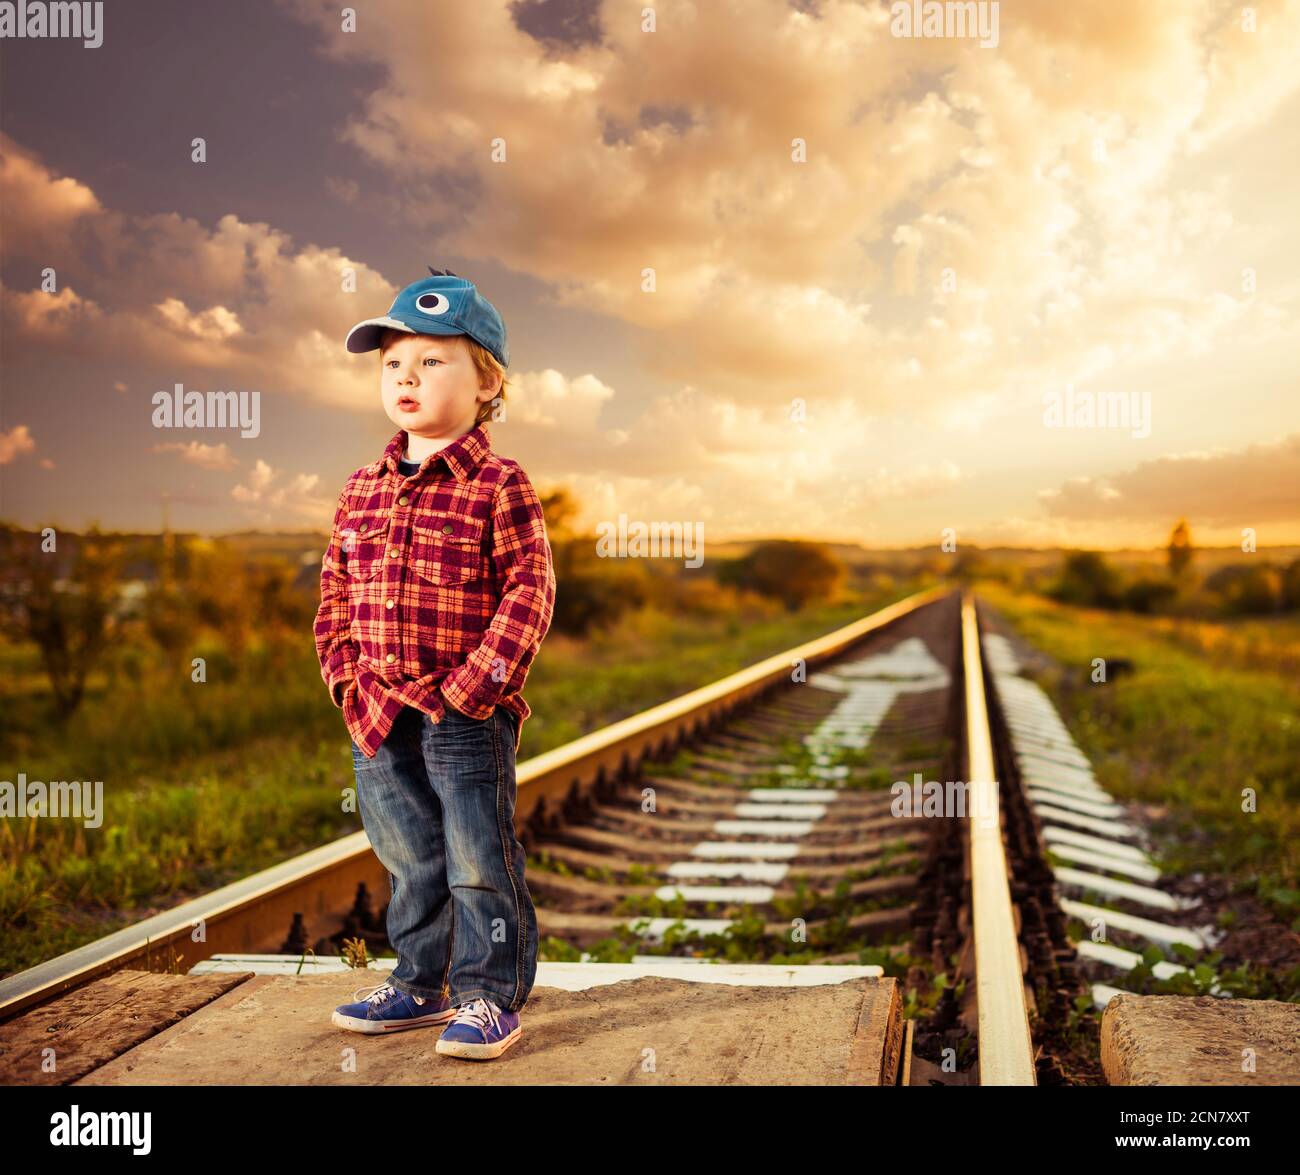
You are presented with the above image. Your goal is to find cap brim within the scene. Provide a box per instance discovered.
[345,312,505,364]
[346,316,420,353]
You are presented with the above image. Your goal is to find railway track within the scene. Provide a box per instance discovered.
[3,586,1160,1086]
[978,606,1220,1012]
[525,597,960,959]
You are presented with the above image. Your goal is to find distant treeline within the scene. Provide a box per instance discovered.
[953,520,1300,618]
[0,493,874,724]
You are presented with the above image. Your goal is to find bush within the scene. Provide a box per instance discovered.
[1048,551,1120,609]
[716,541,845,610]
[549,537,652,637]
[1122,577,1178,614]
[1282,559,1300,610]
[1203,564,1284,616]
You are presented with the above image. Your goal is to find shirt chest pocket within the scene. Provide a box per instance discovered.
[340,511,391,582]
[410,514,487,585]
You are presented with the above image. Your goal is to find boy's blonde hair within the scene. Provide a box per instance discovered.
[378,328,509,426]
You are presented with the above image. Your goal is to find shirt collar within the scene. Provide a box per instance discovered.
[369,423,491,482]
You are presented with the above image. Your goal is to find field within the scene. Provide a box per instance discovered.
[5,521,1299,991]
[0,567,922,978]
[978,584,1300,955]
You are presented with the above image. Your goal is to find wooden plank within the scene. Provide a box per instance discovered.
[0,968,253,1086]
[846,976,903,1086]
[1101,994,1300,1086]
[80,971,896,1086]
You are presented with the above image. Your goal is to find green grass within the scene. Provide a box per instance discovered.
[0,638,340,781]
[0,581,929,977]
[978,583,1300,928]
[0,738,360,975]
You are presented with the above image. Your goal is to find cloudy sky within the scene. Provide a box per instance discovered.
[2,0,1298,548]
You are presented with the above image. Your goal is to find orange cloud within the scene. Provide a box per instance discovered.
[230,460,331,527]
[0,135,396,409]
[1040,434,1300,527]
[0,425,36,464]
[281,0,1300,413]
[152,441,238,472]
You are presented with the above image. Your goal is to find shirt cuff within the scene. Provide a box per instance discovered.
[327,651,359,708]
[439,675,494,720]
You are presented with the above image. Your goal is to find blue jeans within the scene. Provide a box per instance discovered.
[350,703,537,1012]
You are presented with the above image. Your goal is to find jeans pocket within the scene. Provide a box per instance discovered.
[443,701,490,724]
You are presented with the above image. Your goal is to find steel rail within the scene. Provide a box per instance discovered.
[962,591,1036,1085]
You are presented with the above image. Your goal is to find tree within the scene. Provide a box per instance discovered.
[3,527,124,719]
[1283,558,1300,611]
[548,550,648,636]
[1049,551,1120,608]
[1203,563,1283,616]
[717,541,844,610]
[1168,518,1194,579]
[1122,577,1177,614]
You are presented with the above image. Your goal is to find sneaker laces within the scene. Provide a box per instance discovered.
[353,981,429,1007]
[353,982,403,1006]
[449,997,501,1032]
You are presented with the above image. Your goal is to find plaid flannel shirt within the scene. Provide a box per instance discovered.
[314,423,556,758]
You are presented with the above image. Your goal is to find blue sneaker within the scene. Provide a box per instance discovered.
[331,981,456,1034]
[435,997,522,1060]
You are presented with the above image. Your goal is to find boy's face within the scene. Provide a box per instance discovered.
[379,332,498,438]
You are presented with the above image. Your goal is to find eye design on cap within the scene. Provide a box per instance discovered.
[416,292,451,315]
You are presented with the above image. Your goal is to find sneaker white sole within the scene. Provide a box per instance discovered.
[435,1026,523,1059]
[331,1009,456,1034]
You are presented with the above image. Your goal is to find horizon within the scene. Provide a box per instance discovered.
[5,515,1294,560]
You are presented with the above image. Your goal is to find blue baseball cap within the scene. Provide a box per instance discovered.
[345,268,509,367]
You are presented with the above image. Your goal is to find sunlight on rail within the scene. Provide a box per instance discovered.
[963,593,1037,1086]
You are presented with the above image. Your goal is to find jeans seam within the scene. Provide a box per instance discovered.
[492,709,526,1012]
[367,708,453,1002]
[420,709,455,998]
[440,899,454,996]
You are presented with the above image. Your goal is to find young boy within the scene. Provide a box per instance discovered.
[314,270,556,1060]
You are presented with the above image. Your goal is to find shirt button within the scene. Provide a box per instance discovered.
[389,548,399,558]
[442,524,454,534]
[359,522,369,532]
[398,496,409,506]
[385,653,396,664]
[385,598,394,609]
